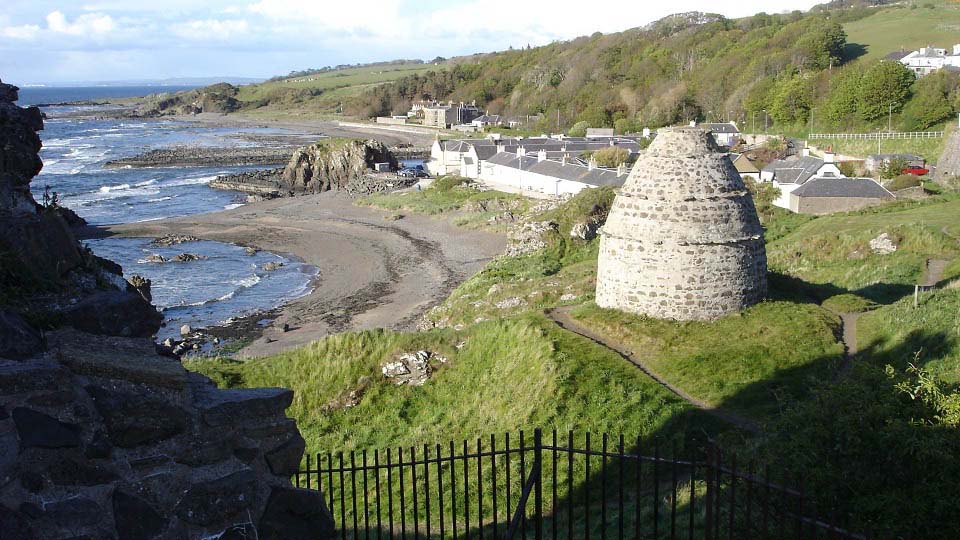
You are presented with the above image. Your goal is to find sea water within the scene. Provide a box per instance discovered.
[85,238,315,341]
[20,89,316,339]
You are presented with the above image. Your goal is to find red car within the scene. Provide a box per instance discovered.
[903,167,930,176]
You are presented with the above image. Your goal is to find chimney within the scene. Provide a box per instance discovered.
[588,157,596,171]
[689,120,697,127]
[517,146,525,157]
[823,152,835,164]
[562,155,568,166]
[801,148,810,157]
[617,163,625,176]
[538,149,547,162]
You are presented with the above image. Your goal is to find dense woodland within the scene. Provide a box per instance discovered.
[347,5,960,134]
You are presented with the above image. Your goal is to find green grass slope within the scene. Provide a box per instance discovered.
[187,316,716,453]
[767,197,960,302]
[843,1,960,61]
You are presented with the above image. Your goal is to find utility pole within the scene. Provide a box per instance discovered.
[763,109,768,133]
[888,103,895,133]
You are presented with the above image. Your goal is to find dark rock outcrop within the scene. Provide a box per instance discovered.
[0,78,334,539]
[135,82,241,117]
[0,310,43,360]
[281,139,398,194]
[0,77,161,340]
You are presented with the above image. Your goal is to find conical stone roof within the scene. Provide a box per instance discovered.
[596,126,767,321]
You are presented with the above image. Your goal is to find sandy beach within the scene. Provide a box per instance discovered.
[100,193,506,358]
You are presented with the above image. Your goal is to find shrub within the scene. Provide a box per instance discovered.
[430,175,472,192]
[567,121,590,137]
[886,174,921,191]
[591,146,630,167]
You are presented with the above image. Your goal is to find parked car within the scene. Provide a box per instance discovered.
[903,167,930,176]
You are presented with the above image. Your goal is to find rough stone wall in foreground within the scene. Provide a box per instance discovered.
[596,127,767,321]
[0,78,333,539]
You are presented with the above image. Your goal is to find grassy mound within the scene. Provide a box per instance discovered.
[569,301,845,423]
[767,198,960,302]
[821,293,879,314]
[357,176,528,229]
[858,287,960,383]
[187,316,717,453]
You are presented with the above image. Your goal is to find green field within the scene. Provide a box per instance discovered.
[843,1,960,62]
[237,63,441,102]
[808,132,950,162]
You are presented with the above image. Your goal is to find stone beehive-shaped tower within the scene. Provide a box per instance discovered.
[596,126,767,320]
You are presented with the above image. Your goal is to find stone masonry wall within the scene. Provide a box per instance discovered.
[0,78,334,539]
[1,330,334,540]
[596,127,767,321]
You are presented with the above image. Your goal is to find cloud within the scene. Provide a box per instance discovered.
[247,0,403,32]
[1,24,41,40]
[46,10,115,36]
[171,19,250,40]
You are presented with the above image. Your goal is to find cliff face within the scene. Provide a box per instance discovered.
[0,78,333,539]
[0,78,161,351]
[280,138,398,194]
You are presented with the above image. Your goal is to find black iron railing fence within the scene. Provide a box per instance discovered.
[295,429,870,540]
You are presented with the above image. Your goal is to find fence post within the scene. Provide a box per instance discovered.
[705,445,714,540]
[534,428,544,540]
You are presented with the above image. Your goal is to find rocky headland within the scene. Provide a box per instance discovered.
[0,78,333,539]
[210,138,412,198]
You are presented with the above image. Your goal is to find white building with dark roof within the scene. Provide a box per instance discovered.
[480,150,628,196]
[427,136,643,177]
[789,176,895,215]
[700,122,741,147]
[899,45,960,77]
[760,153,843,209]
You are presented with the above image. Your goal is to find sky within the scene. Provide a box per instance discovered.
[0,0,823,85]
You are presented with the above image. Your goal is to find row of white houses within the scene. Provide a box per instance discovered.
[427,135,641,195]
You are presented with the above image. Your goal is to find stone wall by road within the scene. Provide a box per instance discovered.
[791,195,889,215]
[596,127,767,321]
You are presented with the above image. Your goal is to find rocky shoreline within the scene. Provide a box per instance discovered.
[209,168,284,198]
[104,146,296,168]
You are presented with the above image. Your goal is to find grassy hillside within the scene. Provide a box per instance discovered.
[766,196,960,301]
[843,1,960,61]
[340,2,960,159]
[187,181,960,535]
[236,62,442,116]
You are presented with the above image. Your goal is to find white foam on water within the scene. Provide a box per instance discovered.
[166,175,218,187]
[99,183,131,193]
[147,196,173,203]
[223,203,244,211]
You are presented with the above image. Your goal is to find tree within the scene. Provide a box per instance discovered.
[797,20,846,70]
[856,60,915,122]
[822,66,863,127]
[592,147,630,167]
[568,121,591,137]
[769,74,813,125]
[901,70,957,130]
[879,157,909,180]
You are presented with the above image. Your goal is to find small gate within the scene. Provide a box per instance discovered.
[295,429,866,540]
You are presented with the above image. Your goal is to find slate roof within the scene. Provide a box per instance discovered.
[527,160,626,187]
[486,152,627,187]
[791,177,894,199]
[730,154,760,174]
[701,123,740,134]
[883,50,910,61]
[762,156,826,185]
